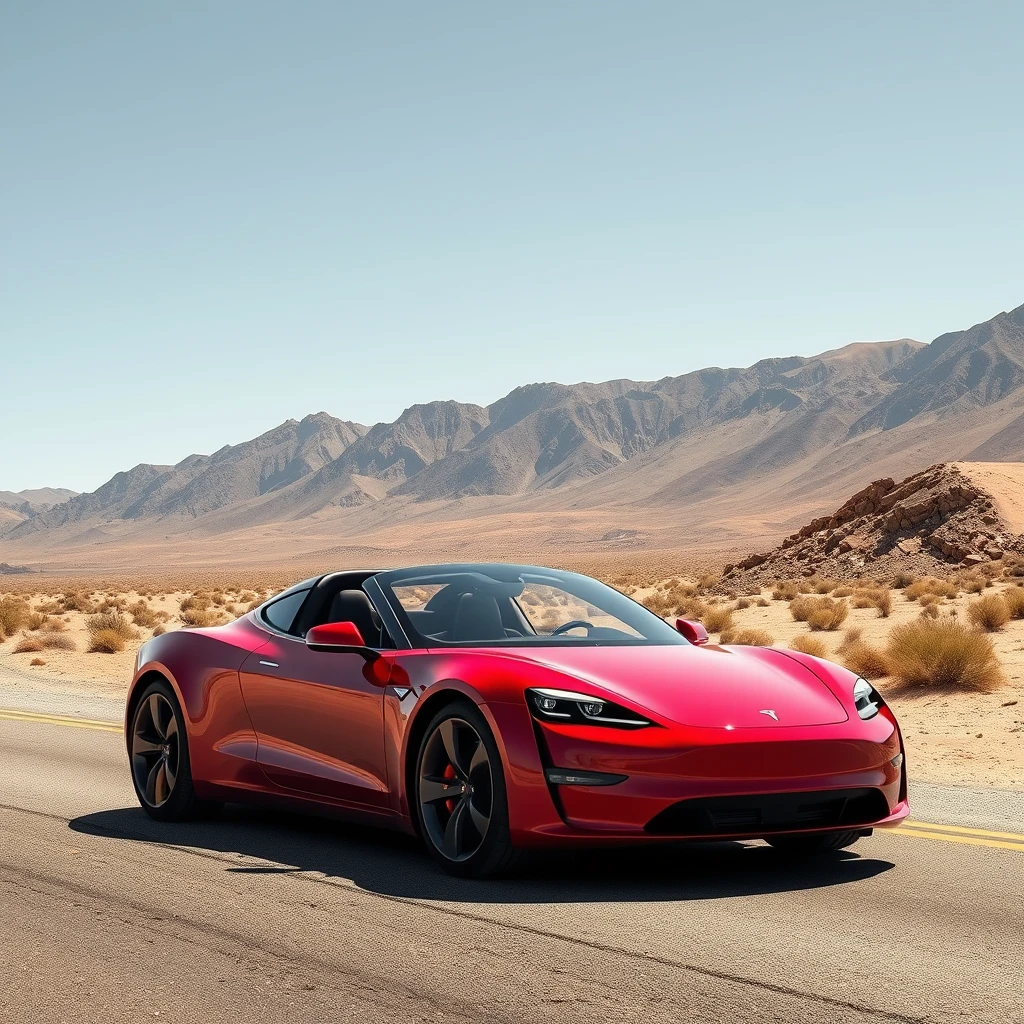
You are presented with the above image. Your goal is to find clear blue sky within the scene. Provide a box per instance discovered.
[3,2,1023,493]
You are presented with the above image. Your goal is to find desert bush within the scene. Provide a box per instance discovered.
[61,592,96,613]
[35,599,62,615]
[86,611,139,643]
[128,601,159,628]
[642,591,676,617]
[956,572,986,594]
[789,596,816,622]
[788,635,829,658]
[25,611,48,631]
[180,593,213,613]
[967,594,1010,632]
[701,605,735,634]
[919,603,940,619]
[756,597,770,607]
[13,636,44,653]
[1002,586,1024,619]
[772,581,800,601]
[0,597,29,639]
[892,571,916,589]
[905,577,958,602]
[152,625,167,637]
[719,627,774,646]
[837,628,890,678]
[810,577,839,595]
[734,597,751,610]
[180,606,225,628]
[833,586,855,598]
[40,617,66,632]
[806,597,849,632]
[40,633,75,651]
[88,628,127,653]
[884,619,1005,693]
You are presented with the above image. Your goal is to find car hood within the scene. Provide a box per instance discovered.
[517,643,850,729]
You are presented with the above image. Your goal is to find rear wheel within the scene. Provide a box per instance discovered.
[130,680,209,821]
[413,701,519,877]
[766,829,863,854]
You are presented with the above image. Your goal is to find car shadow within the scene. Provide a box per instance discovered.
[70,805,894,904]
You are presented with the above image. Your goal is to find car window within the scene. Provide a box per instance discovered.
[261,590,309,635]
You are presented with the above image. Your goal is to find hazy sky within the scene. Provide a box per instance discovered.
[3,2,1023,493]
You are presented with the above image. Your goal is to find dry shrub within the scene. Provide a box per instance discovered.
[734,597,751,610]
[719,627,774,646]
[0,597,29,639]
[772,581,801,601]
[87,611,139,643]
[129,600,159,628]
[180,593,213,613]
[701,605,735,634]
[871,589,893,618]
[905,577,958,602]
[61,592,96,613]
[789,596,816,622]
[88,628,127,653]
[892,571,916,589]
[810,577,839,595]
[919,603,940,619]
[152,624,167,637]
[789,635,829,658]
[956,572,986,594]
[833,586,855,598]
[40,617,66,632]
[806,598,849,632]
[1002,586,1024,619]
[837,628,890,678]
[29,657,45,666]
[40,633,75,651]
[25,611,47,631]
[13,636,44,653]
[35,599,63,615]
[180,606,225,628]
[884,620,1005,693]
[967,594,1010,631]
[756,597,770,607]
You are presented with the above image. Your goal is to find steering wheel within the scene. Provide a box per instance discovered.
[550,619,594,636]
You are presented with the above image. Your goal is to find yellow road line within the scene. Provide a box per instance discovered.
[1,707,1022,851]
[0,708,121,733]
[894,828,1024,852]
[899,820,1024,842]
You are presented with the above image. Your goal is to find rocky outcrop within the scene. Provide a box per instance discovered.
[722,463,1021,587]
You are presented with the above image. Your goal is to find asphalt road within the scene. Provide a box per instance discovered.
[1,699,1022,1024]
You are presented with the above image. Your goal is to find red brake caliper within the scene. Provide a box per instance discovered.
[443,762,458,814]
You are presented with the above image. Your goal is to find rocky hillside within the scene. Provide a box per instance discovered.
[722,463,1022,588]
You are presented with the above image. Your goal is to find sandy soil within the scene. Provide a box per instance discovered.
[2,580,1022,790]
[955,461,1024,533]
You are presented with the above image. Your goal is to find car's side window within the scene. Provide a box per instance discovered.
[261,590,309,635]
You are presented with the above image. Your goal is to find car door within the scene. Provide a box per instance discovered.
[238,633,391,809]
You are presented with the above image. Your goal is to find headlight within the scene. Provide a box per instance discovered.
[853,676,881,720]
[527,687,651,728]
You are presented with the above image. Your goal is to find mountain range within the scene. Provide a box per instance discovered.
[4,301,1024,572]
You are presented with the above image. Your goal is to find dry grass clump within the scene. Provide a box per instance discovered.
[884,619,1005,693]
[919,603,940,619]
[60,592,96,613]
[152,624,167,637]
[25,611,48,631]
[86,611,139,653]
[719,627,774,646]
[790,595,849,631]
[788,635,830,658]
[1001,586,1024,619]
[0,596,30,639]
[837,628,891,678]
[904,577,958,602]
[700,605,735,635]
[892,570,915,589]
[128,600,159,628]
[734,597,752,610]
[13,636,44,654]
[772,580,803,601]
[850,587,892,617]
[967,593,1010,632]
[956,572,987,594]
[809,577,839,595]
[39,633,75,651]
[180,606,227,628]
[40,617,66,632]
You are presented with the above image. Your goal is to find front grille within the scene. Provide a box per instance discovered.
[644,787,889,836]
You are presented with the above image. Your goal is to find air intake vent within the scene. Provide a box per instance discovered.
[645,788,889,836]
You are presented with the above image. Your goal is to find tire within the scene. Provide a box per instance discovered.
[129,679,211,821]
[766,829,863,854]
[412,700,519,877]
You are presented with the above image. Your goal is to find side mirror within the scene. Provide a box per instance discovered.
[306,621,377,660]
[675,618,709,645]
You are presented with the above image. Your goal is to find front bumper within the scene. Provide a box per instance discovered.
[485,700,909,846]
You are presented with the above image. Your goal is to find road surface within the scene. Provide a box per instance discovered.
[1,692,1022,1024]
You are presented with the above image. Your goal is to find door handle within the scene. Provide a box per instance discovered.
[258,660,279,668]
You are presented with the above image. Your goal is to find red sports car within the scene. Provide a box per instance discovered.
[126,563,909,876]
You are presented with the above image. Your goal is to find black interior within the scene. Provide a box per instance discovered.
[292,571,392,648]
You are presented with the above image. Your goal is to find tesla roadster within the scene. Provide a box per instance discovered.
[125,563,909,875]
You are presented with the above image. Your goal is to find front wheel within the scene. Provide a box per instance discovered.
[129,680,208,821]
[413,701,519,877]
[766,829,863,854]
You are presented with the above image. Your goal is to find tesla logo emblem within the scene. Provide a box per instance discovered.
[759,709,779,721]
[392,687,412,700]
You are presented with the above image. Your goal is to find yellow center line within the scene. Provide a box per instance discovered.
[1,707,1021,850]
[0,708,122,733]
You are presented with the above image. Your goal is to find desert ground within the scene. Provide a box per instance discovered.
[2,563,1022,789]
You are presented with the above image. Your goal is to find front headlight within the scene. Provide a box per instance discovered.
[527,687,651,728]
[853,676,881,720]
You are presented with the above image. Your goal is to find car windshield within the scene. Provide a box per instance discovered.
[375,564,689,648]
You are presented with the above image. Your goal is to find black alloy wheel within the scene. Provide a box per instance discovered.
[129,680,208,821]
[414,702,518,876]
